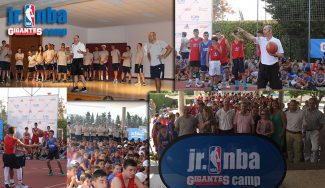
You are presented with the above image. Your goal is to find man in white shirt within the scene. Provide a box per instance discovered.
[56,43,68,82]
[83,48,93,81]
[146,32,172,92]
[92,47,100,81]
[179,32,190,60]
[238,25,284,90]
[111,45,121,84]
[216,99,235,133]
[71,35,87,92]
[0,41,12,83]
[121,45,132,84]
[99,45,109,81]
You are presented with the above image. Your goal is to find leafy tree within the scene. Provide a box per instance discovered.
[57,98,65,120]
[91,113,94,124]
[213,0,235,21]
[85,112,91,124]
[115,115,121,125]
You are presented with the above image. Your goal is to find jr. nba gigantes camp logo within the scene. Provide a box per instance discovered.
[7,4,67,37]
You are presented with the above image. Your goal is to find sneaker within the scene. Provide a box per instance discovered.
[212,86,219,91]
[128,80,131,84]
[226,82,230,89]
[195,82,204,88]
[63,80,67,83]
[218,83,223,89]
[135,82,141,86]
[9,182,15,187]
[142,82,146,86]
[48,170,53,176]
[52,80,58,83]
[71,87,79,92]
[80,87,87,93]
[18,183,28,188]
[5,184,10,188]
[60,171,65,176]
[113,79,117,84]
[16,79,19,82]
[186,82,192,88]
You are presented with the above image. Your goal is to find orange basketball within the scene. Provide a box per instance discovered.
[38,130,44,137]
[266,41,278,54]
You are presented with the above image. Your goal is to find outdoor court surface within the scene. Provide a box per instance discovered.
[0,156,66,188]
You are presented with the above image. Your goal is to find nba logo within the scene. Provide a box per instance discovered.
[24,4,35,27]
[208,146,222,174]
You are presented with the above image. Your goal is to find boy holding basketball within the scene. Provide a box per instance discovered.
[238,25,284,90]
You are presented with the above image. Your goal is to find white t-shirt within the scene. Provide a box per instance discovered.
[93,51,99,64]
[83,52,93,65]
[71,42,86,59]
[256,36,284,65]
[75,124,82,135]
[122,51,132,67]
[0,47,12,62]
[28,55,36,67]
[99,50,109,64]
[146,40,168,66]
[91,127,97,136]
[15,53,24,65]
[111,49,120,64]
[82,126,89,136]
[180,37,190,53]
[56,50,67,66]
[35,52,44,65]
[66,51,72,64]
[44,50,55,64]
[135,50,144,65]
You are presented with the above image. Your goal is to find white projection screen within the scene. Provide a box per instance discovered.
[175,0,213,53]
[7,95,59,141]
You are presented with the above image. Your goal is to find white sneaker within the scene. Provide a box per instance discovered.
[218,83,222,89]
[226,82,230,89]
[195,82,204,88]
[186,81,192,88]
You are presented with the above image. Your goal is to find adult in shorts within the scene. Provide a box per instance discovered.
[186,29,203,88]
[57,43,68,82]
[43,43,55,82]
[135,43,145,86]
[83,48,93,81]
[71,35,87,92]
[0,42,12,83]
[179,32,190,60]
[238,25,284,90]
[147,32,172,92]
[206,37,222,91]
[231,30,246,91]
[15,48,24,82]
[35,45,45,82]
[111,45,121,84]
[46,130,65,176]
[121,45,132,84]
[92,46,100,80]
[99,45,109,81]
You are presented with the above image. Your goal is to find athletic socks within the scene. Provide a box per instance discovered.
[17,168,22,182]
[195,78,199,85]
[4,167,9,184]
[106,75,108,80]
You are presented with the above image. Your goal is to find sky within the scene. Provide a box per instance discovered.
[0,88,67,107]
[225,0,272,21]
[67,101,148,120]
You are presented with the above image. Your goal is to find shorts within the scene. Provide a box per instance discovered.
[58,65,67,73]
[100,63,107,71]
[3,154,19,169]
[75,135,82,141]
[47,150,60,160]
[181,52,189,59]
[150,64,164,79]
[200,65,208,72]
[92,63,100,71]
[135,64,143,73]
[1,61,10,70]
[258,63,282,89]
[28,67,36,72]
[209,60,221,76]
[122,66,131,73]
[43,64,51,70]
[232,58,245,74]
[50,63,57,70]
[189,61,200,67]
[83,65,91,72]
[16,65,23,71]
[71,58,84,75]
[32,137,39,144]
[112,63,120,71]
[16,155,26,167]
[36,64,44,71]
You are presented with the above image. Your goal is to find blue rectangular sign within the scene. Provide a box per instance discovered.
[128,128,145,141]
[310,39,325,58]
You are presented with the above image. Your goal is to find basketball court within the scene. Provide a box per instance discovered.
[0,157,67,188]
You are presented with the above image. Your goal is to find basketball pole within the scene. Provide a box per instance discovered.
[308,0,311,64]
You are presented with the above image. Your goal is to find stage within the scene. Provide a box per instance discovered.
[2,79,173,100]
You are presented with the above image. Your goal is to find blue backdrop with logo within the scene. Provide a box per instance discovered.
[127,128,145,141]
[160,134,286,188]
[310,39,325,58]
[0,119,3,141]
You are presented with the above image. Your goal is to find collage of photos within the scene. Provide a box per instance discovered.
[0,0,324,188]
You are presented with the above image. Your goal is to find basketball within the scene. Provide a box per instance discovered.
[38,130,44,137]
[266,41,278,54]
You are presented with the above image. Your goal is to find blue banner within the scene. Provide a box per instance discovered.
[310,39,325,58]
[127,128,145,141]
[0,119,3,141]
[160,134,286,188]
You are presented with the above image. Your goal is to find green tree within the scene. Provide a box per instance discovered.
[58,119,67,144]
[58,98,65,120]
[115,115,121,125]
[85,112,91,124]
[107,112,112,124]
[91,113,94,124]
[213,0,235,21]
[101,112,107,125]
[0,100,7,124]
[95,113,100,125]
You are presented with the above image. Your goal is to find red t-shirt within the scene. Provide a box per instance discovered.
[116,173,136,188]
[218,37,228,64]
[209,45,221,61]
[231,40,244,59]
[189,37,203,61]
[23,132,30,144]
[4,135,18,154]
